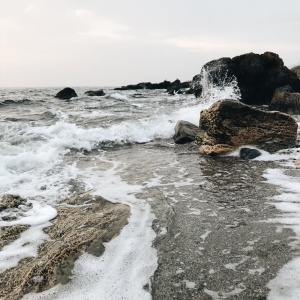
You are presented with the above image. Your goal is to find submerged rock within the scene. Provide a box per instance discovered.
[174,120,199,144]
[84,89,105,97]
[269,85,300,115]
[55,87,78,100]
[193,52,300,105]
[0,194,130,299]
[196,99,298,155]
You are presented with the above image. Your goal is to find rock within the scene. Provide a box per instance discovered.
[239,148,262,159]
[0,194,130,299]
[55,87,78,100]
[291,65,300,78]
[191,74,203,98]
[296,158,300,166]
[174,120,199,144]
[196,99,298,155]
[84,89,105,97]
[0,194,25,212]
[114,80,191,93]
[269,85,300,115]
[193,52,300,105]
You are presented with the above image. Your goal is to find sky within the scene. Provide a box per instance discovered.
[0,0,299,87]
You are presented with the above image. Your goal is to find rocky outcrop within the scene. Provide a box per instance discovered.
[0,194,130,300]
[193,52,300,105]
[196,99,298,155]
[269,85,300,115]
[174,120,199,144]
[114,79,191,94]
[84,89,105,97]
[55,88,78,100]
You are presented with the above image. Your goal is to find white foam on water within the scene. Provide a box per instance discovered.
[109,93,128,101]
[263,166,300,299]
[23,155,157,300]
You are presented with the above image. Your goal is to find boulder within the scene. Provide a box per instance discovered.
[269,85,300,115]
[84,89,105,97]
[193,52,300,105]
[55,87,77,100]
[239,148,262,159]
[196,99,298,155]
[174,120,199,144]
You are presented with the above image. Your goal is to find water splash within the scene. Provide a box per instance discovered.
[193,62,241,104]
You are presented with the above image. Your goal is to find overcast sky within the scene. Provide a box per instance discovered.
[0,0,299,87]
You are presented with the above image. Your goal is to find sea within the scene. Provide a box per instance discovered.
[1,80,300,299]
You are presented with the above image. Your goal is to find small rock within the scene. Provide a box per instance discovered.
[240,148,262,159]
[174,120,199,144]
[84,89,105,97]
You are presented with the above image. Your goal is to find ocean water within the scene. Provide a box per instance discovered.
[1,81,300,299]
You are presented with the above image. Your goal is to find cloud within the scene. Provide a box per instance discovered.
[25,3,37,13]
[77,17,132,40]
[165,36,237,51]
[75,9,93,18]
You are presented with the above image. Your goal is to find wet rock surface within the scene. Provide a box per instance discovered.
[196,99,298,155]
[102,142,298,300]
[269,85,300,115]
[0,194,130,300]
[174,120,199,144]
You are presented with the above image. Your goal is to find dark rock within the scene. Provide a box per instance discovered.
[55,87,77,100]
[196,99,298,155]
[193,52,300,105]
[167,79,181,95]
[239,148,262,159]
[269,85,300,115]
[114,79,191,93]
[84,89,105,97]
[191,74,203,98]
[174,120,199,144]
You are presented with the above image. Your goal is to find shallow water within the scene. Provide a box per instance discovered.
[1,84,300,299]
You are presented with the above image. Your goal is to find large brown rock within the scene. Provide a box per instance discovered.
[196,99,298,155]
[269,85,300,115]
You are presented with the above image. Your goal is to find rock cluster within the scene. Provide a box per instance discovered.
[0,194,130,300]
[193,52,300,105]
[196,99,298,155]
[114,79,191,95]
